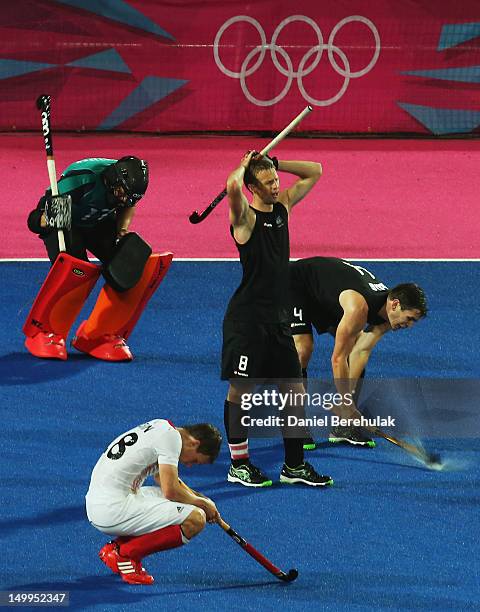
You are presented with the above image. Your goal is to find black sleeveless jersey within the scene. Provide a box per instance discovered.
[225,203,290,323]
[290,257,389,330]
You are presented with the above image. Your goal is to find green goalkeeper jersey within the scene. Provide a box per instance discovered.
[49,158,119,228]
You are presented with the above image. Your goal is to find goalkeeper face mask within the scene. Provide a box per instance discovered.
[104,156,149,207]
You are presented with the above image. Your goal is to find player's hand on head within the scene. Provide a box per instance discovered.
[241,150,257,168]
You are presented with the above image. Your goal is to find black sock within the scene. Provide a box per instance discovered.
[300,369,315,442]
[224,399,249,466]
[283,437,304,468]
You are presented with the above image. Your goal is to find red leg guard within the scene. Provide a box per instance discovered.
[23,254,100,359]
[23,254,100,338]
[118,525,184,561]
[71,253,172,361]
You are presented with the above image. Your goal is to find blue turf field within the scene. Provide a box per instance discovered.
[0,261,479,611]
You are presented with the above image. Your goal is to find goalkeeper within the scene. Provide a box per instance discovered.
[28,156,148,262]
[24,156,171,362]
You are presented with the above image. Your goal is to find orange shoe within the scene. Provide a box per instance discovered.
[25,332,67,360]
[71,321,132,362]
[99,541,154,585]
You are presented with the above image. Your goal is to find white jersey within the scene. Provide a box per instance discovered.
[86,419,181,504]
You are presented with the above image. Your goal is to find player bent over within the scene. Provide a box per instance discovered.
[289,257,427,448]
[86,419,222,585]
[24,156,172,362]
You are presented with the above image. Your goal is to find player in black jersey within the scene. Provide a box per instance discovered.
[222,150,333,487]
[289,257,427,447]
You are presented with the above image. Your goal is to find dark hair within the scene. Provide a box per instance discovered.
[388,283,428,317]
[182,423,222,462]
[244,156,276,190]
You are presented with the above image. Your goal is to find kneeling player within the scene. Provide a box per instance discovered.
[24,156,172,362]
[86,419,222,585]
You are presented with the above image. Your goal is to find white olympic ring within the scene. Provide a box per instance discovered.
[213,14,381,107]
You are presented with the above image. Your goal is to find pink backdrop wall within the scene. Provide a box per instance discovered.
[1,1,479,135]
[3,134,480,260]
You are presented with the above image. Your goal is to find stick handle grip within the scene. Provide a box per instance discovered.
[219,518,232,533]
[260,105,313,156]
[47,159,59,196]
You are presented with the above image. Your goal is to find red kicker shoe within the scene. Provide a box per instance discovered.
[117,557,155,585]
[99,542,120,574]
[98,542,154,585]
[25,332,67,360]
[71,321,133,362]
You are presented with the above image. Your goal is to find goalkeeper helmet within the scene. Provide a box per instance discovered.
[104,156,149,207]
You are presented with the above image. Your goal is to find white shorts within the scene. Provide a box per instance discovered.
[86,486,196,536]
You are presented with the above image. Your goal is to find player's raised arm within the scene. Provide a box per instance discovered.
[278,160,322,212]
[226,151,256,228]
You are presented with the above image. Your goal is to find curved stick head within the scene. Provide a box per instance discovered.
[36,94,51,112]
[189,210,202,224]
[279,569,298,582]
[425,453,443,470]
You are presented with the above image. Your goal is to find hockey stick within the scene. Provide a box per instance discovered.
[374,429,441,467]
[219,519,298,582]
[36,94,66,252]
[189,105,313,224]
[179,480,297,581]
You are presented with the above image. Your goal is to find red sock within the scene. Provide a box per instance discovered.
[118,525,184,560]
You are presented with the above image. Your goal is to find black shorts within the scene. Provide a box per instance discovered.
[289,292,333,336]
[221,319,302,380]
[41,217,118,265]
[290,300,314,335]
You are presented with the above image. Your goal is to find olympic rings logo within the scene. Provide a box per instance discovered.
[214,15,381,107]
